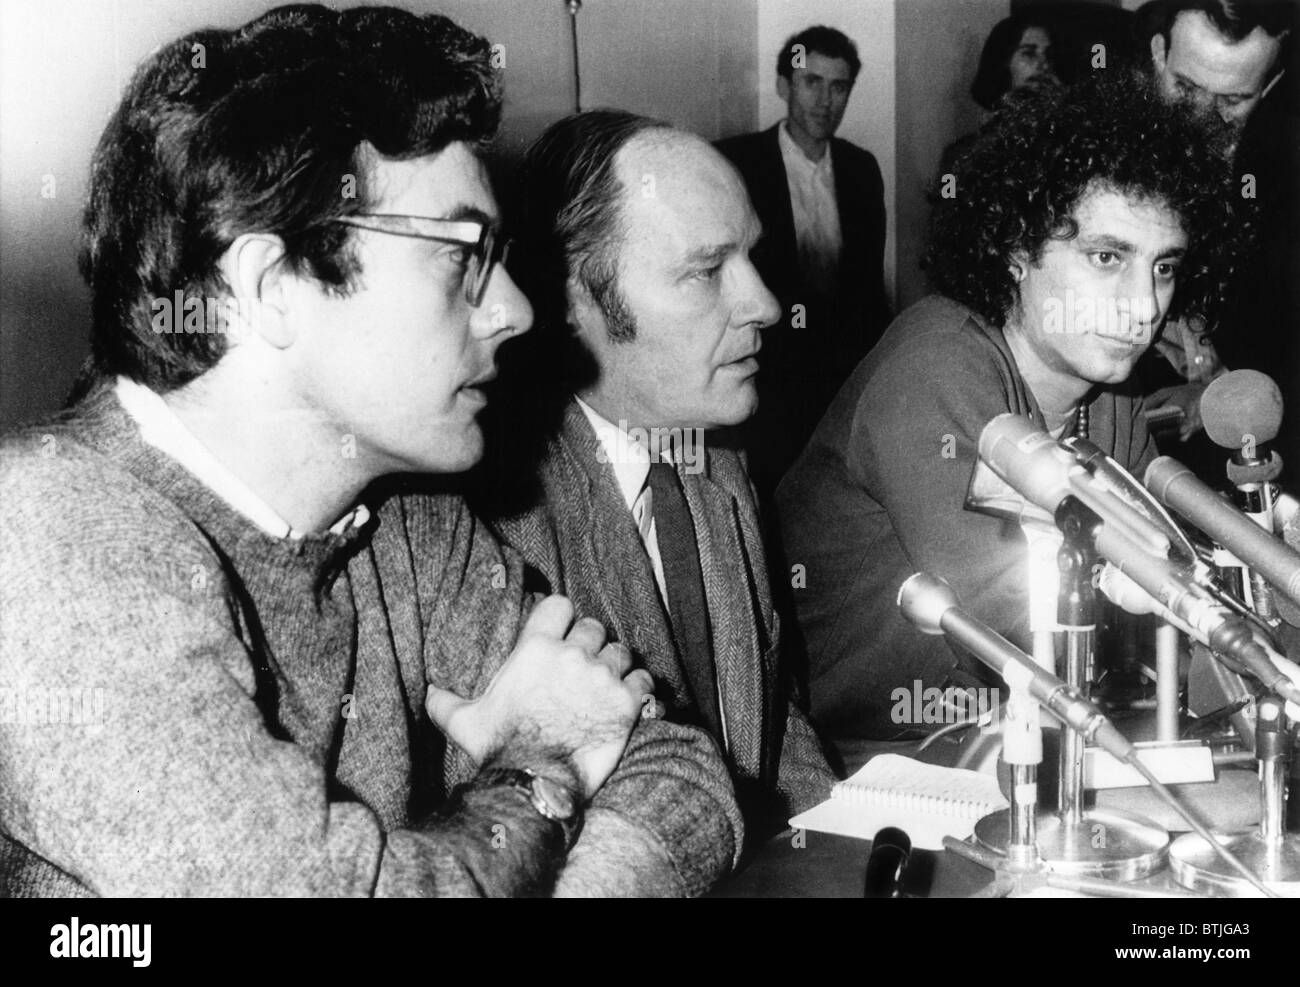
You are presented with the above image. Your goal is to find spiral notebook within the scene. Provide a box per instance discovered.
[789,754,1008,850]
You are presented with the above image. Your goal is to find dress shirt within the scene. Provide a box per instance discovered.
[576,396,669,606]
[778,119,843,296]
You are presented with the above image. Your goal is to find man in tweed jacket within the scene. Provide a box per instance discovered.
[0,6,740,897]
[476,112,836,843]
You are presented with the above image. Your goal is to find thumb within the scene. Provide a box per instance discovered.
[426,683,471,735]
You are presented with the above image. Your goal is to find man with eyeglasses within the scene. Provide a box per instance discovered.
[0,4,741,897]
[1142,0,1290,134]
[1132,0,1297,459]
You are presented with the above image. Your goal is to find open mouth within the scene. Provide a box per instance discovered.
[460,373,497,404]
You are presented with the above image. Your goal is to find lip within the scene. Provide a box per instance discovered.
[725,355,760,374]
[460,372,496,407]
[463,371,498,389]
[1094,330,1147,349]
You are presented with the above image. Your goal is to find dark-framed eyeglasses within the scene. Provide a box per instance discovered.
[330,213,513,307]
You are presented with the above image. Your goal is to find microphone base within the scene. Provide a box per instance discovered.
[974,806,1170,882]
[1170,830,1300,897]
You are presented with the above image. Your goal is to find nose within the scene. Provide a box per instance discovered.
[1117,268,1162,340]
[470,262,533,341]
[733,259,781,331]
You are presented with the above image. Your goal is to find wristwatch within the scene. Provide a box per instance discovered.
[478,767,581,850]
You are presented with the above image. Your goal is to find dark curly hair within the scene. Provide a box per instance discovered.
[924,68,1250,331]
[78,3,500,392]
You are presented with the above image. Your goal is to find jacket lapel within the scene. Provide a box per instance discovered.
[680,448,767,777]
[554,403,696,714]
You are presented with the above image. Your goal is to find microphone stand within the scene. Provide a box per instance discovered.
[1169,695,1300,895]
[898,572,1279,896]
[974,498,1170,879]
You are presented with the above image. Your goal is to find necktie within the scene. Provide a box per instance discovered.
[646,460,721,740]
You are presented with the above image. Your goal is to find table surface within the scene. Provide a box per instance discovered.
[711,829,996,898]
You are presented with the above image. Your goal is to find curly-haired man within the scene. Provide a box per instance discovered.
[774,69,1248,767]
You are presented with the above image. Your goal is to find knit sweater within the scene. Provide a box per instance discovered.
[0,385,742,896]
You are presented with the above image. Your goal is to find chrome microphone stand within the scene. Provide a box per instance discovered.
[975,498,1170,879]
[1170,695,1300,895]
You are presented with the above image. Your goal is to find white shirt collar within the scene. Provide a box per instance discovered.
[575,396,661,512]
[113,375,369,540]
[778,119,833,178]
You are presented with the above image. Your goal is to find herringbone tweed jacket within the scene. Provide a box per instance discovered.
[480,400,835,834]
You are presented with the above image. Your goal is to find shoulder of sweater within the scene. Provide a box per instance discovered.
[0,426,231,608]
[873,296,1004,370]
[2,423,205,540]
[842,298,1014,430]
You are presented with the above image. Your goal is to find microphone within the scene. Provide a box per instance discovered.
[1064,437,1198,566]
[900,572,1285,897]
[897,573,1136,762]
[1199,370,1288,622]
[863,827,912,898]
[979,415,1300,702]
[1201,369,1284,457]
[1145,457,1300,611]
[978,414,1172,555]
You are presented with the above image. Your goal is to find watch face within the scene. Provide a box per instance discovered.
[531,775,576,820]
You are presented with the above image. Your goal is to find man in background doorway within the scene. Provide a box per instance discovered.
[717,25,890,501]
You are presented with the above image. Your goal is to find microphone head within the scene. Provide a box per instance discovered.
[1200,370,1283,450]
[897,573,958,635]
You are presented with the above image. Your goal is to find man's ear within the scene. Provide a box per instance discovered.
[217,233,292,348]
[1007,250,1030,284]
[1150,33,1168,74]
[776,75,790,103]
[566,275,606,343]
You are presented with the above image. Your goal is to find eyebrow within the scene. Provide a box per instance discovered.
[800,71,851,84]
[1173,72,1254,99]
[678,223,765,268]
[680,244,733,268]
[1077,234,1186,258]
[443,203,499,226]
